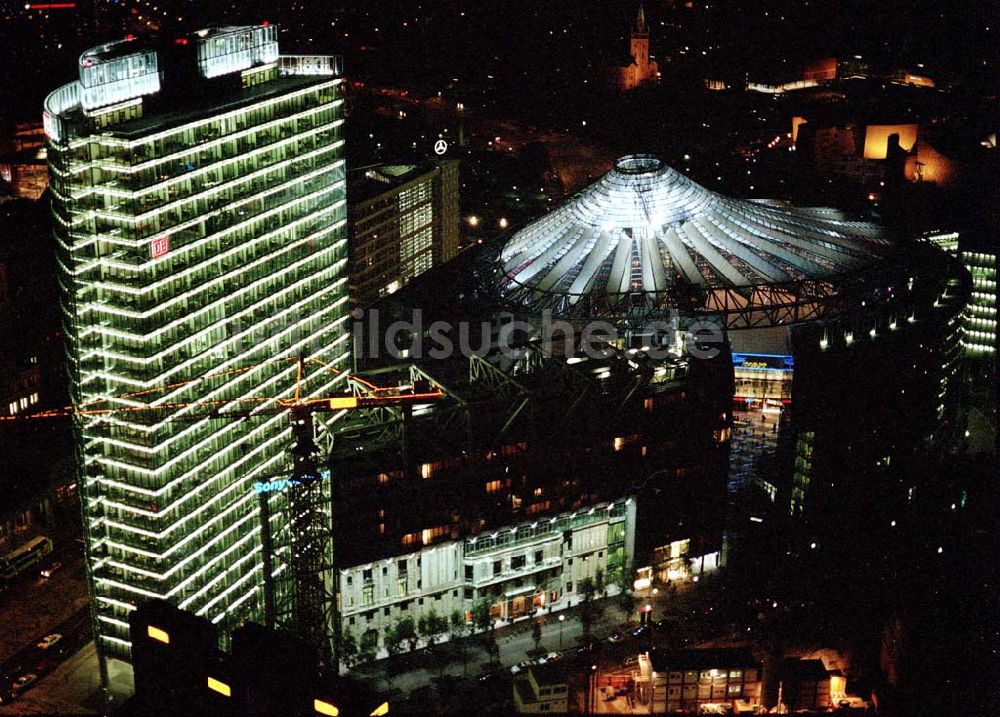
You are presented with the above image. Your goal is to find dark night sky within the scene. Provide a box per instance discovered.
[3,0,1000,126]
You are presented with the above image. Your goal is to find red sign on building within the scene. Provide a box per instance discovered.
[151,236,170,259]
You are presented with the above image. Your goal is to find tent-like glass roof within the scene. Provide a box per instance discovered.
[499,155,892,315]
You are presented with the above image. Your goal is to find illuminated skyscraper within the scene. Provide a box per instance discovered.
[45,26,349,663]
[927,232,997,358]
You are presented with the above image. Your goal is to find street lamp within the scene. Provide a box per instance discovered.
[588,665,598,715]
[559,614,565,648]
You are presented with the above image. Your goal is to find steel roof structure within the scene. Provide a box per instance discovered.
[498,155,896,328]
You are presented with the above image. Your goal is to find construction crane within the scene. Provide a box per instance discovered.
[2,355,443,671]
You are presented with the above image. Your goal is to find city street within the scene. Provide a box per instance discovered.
[355,585,690,701]
[0,642,133,716]
[0,537,88,665]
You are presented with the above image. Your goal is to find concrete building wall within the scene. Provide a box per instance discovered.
[338,499,636,656]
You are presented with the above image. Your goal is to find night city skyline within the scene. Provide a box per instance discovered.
[0,1,997,715]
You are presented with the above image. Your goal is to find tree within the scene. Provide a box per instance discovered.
[472,597,493,634]
[419,609,448,645]
[595,568,606,598]
[578,576,598,637]
[339,628,359,668]
[449,610,471,676]
[617,557,637,594]
[531,619,543,652]
[619,586,634,621]
[383,623,405,657]
[486,634,500,664]
[581,599,594,639]
[359,628,380,664]
[429,611,449,644]
[395,616,419,652]
[449,610,468,640]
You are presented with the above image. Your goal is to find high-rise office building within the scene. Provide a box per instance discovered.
[927,231,997,358]
[45,26,349,661]
[347,160,459,307]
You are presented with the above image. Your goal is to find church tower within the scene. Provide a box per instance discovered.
[630,2,650,70]
[617,3,658,91]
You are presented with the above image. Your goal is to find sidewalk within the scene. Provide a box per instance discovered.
[353,589,652,697]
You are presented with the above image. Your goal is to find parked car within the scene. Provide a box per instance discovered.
[607,631,627,643]
[477,666,505,683]
[540,652,562,663]
[630,625,651,639]
[37,634,62,650]
[11,674,37,694]
[509,660,532,675]
[40,562,63,579]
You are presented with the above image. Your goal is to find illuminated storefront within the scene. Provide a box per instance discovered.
[732,353,794,409]
[46,27,349,660]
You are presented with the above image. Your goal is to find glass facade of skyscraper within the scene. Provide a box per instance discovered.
[45,28,349,659]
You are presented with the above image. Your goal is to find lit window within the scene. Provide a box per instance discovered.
[207,676,231,697]
[314,698,340,716]
[147,625,169,644]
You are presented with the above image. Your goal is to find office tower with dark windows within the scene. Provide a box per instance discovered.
[44,26,349,664]
[347,160,459,307]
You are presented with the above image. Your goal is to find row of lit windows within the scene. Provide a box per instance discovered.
[78,168,346,272]
[401,524,450,547]
[75,133,345,243]
[84,298,348,483]
[5,392,39,415]
[81,252,345,369]
[62,81,340,174]
[75,194,346,318]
